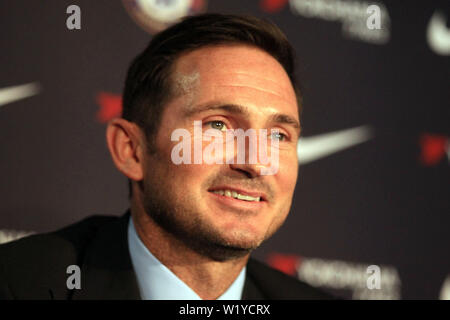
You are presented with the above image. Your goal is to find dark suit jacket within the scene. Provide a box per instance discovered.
[0,211,333,300]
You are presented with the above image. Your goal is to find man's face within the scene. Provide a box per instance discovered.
[140,45,300,260]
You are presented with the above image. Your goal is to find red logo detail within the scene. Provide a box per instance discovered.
[260,0,289,13]
[266,253,301,276]
[191,0,205,11]
[96,92,122,123]
[419,133,449,166]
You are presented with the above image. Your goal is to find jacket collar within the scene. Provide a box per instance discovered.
[71,211,140,300]
[71,210,265,300]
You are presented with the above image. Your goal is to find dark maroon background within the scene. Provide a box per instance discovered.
[1,0,449,299]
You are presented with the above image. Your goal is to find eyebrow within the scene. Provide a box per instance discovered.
[183,103,301,135]
[269,113,301,134]
[183,103,249,118]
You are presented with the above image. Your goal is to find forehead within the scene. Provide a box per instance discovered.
[171,45,298,116]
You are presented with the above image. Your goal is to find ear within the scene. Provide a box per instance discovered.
[105,118,145,182]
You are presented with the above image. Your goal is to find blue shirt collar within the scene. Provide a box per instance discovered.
[127,216,246,300]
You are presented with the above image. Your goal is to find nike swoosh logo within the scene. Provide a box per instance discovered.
[0,82,41,108]
[297,125,374,164]
[0,229,35,245]
[440,275,450,300]
[427,10,450,56]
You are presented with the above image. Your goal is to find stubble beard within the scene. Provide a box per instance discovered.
[140,172,271,262]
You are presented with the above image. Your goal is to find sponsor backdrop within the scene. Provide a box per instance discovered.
[1,0,449,299]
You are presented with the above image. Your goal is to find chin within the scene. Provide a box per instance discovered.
[194,227,265,261]
[202,240,258,262]
[218,229,265,250]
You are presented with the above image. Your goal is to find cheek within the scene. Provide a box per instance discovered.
[152,123,218,192]
[277,151,299,192]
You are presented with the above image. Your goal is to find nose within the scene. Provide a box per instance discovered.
[226,132,278,177]
[229,162,269,179]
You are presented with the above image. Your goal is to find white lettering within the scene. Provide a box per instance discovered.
[66,5,81,30]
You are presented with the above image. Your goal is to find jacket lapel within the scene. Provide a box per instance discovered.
[242,269,266,300]
[71,211,141,300]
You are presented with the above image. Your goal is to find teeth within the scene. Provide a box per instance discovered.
[212,190,261,202]
[236,194,260,201]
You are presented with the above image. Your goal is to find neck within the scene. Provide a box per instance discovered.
[130,199,249,300]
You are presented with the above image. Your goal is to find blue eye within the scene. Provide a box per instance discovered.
[208,121,227,131]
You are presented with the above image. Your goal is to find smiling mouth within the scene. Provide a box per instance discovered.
[207,185,268,204]
[211,189,261,202]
